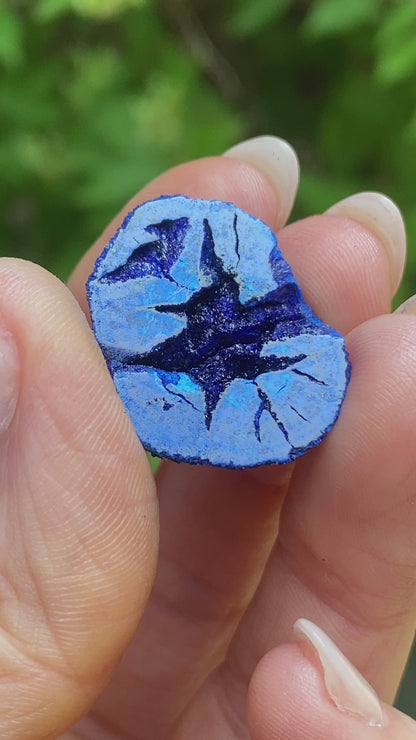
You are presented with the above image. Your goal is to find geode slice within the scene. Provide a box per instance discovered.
[87,195,350,467]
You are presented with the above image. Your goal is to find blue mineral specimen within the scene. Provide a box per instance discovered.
[87,195,350,467]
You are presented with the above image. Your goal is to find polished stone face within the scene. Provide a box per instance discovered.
[87,195,350,467]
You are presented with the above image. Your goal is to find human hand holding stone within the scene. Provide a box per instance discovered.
[1,136,416,739]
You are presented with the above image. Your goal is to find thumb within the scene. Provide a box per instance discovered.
[248,619,416,739]
[0,258,158,739]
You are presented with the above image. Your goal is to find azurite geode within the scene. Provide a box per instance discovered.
[87,195,350,467]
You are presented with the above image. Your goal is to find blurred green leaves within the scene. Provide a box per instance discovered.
[375,3,416,84]
[227,0,290,38]
[0,1,241,277]
[303,0,379,38]
[0,3,24,67]
[34,0,147,22]
[33,0,70,21]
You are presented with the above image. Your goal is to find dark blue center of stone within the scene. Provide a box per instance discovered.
[103,217,190,283]
[104,217,317,433]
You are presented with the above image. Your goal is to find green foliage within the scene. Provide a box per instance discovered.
[303,0,379,38]
[148,453,161,474]
[34,0,146,22]
[0,3,24,67]
[34,0,73,21]
[227,0,290,38]
[375,3,416,84]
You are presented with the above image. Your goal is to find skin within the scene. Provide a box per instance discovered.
[0,156,415,739]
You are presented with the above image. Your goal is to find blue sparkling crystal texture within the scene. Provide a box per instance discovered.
[87,195,350,468]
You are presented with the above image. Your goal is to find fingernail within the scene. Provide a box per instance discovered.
[294,618,385,727]
[0,326,19,435]
[325,192,406,295]
[223,135,300,229]
[395,294,416,315]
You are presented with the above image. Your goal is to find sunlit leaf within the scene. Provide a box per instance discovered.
[375,40,416,84]
[376,1,416,46]
[147,453,161,474]
[131,70,187,148]
[34,0,71,22]
[228,0,290,38]
[35,0,146,21]
[0,5,24,67]
[66,47,125,110]
[303,0,379,38]
[375,2,416,84]
[70,0,146,19]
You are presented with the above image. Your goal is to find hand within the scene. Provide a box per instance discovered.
[1,136,415,739]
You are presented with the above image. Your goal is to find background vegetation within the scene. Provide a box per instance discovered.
[0,0,415,716]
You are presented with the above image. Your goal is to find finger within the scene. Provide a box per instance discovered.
[278,213,389,335]
[326,191,407,295]
[277,189,406,335]
[0,259,158,738]
[228,311,416,704]
[248,624,416,740]
[224,135,300,230]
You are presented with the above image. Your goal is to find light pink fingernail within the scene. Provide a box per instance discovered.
[294,618,385,727]
[0,326,19,435]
